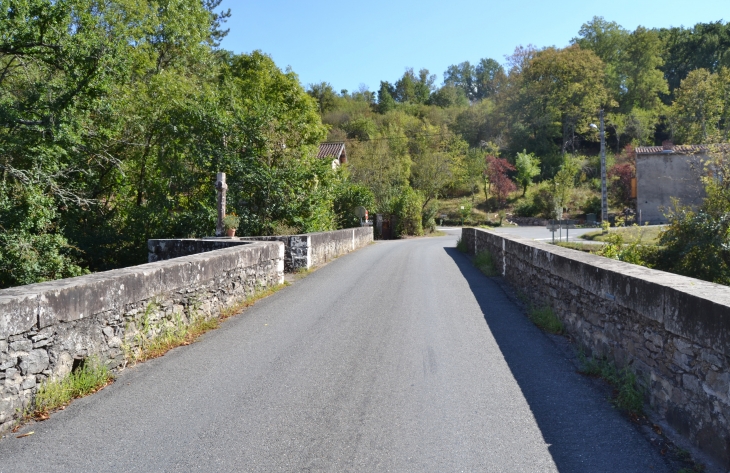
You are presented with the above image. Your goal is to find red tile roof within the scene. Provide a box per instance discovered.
[636,145,708,155]
[317,142,346,163]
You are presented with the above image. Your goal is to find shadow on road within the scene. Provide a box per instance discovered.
[442,245,669,473]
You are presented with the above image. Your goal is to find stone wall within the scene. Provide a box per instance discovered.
[147,238,250,262]
[463,227,730,468]
[0,241,284,433]
[507,217,548,226]
[149,227,373,272]
[636,151,706,224]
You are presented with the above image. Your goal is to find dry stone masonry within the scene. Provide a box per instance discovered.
[149,227,374,272]
[0,241,284,433]
[463,227,730,468]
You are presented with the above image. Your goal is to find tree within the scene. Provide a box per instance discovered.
[394,68,435,104]
[572,16,629,103]
[475,58,506,100]
[659,21,730,98]
[428,84,468,108]
[514,150,541,196]
[307,82,338,114]
[444,61,477,101]
[619,27,668,113]
[377,81,397,113]
[550,156,580,219]
[484,155,516,206]
[521,45,609,154]
[670,68,724,143]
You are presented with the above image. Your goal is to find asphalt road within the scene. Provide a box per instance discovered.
[481,225,598,242]
[0,230,670,472]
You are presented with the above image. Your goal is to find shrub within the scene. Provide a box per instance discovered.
[394,187,423,236]
[422,200,439,232]
[513,199,540,217]
[528,305,564,334]
[474,250,497,276]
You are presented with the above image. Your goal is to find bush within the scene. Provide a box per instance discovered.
[394,187,423,236]
[582,194,602,216]
[513,199,540,217]
[333,181,375,229]
[653,207,730,284]
[474,250,497,276]
[0,185,88,289]
[422,200,439,232]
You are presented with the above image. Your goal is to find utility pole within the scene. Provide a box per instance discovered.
[600,109,607,223]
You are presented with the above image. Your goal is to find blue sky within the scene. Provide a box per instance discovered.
[219,0,728,93]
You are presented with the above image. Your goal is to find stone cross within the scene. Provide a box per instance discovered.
[215,172,227,237]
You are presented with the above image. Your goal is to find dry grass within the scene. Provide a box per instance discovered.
[581,225,663,244]
[127,283,288,365]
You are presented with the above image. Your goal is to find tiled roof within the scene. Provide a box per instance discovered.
[317,142,346,160]
[635,145,708,155]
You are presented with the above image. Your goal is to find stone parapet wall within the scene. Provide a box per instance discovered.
[507,217,548,226]
[462,227,730,468]
[150,227,373,272]
[0,241,284,433]
[147,238,250,262]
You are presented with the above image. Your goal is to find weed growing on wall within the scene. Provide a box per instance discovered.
[456,237,468,252]
[474,251,498,276]
[30,358,113,419]
[578,352,644,414]
[124,283,289,365]
[527,305,564,334]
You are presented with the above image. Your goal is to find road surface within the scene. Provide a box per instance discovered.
[0,230,670,472]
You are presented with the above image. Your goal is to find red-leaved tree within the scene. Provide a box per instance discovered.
[484,155,517,207]
[609,145,636,206]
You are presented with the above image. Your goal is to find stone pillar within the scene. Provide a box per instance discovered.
[215,172,227,237]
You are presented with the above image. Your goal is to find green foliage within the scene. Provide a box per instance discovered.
[550,156,580,219]
[474,250,497,276]
[578,353,644,414]
[458,198,472,223]
[670,68,730,143]
[222,214,240,231]
[596,229,654,267]
[32,358,112,416]
[655,206,730,284]
[514,150,541,196]
[394,187,423,236]
[0,185,87,288]
[332,179,375,229]
[456,236,468,252]
[527,305,564,334]
[421,199,440,232]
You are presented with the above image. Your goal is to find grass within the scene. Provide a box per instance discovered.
[456,237,468,252]
[425,230,447,237]
[12,282,290,433]
[474,250,498,276]
[578,352,644,414]
[581,225,663,244]
[126,283,287,365]
[29,358,114,420]
[553,241,599,253]
[527,305,564,334]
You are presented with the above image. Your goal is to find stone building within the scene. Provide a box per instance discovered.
[636,143,708,224]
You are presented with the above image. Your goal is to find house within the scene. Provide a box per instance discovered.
[635,143,709,224]
[317,142,347,169]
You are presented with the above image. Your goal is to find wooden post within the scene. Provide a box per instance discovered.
[215,172,227,237]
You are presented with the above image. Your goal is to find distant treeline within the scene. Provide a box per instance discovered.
[304,17,730,230]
